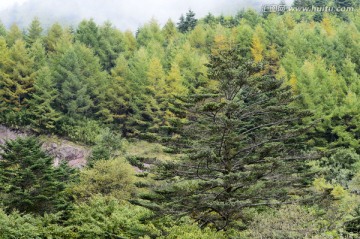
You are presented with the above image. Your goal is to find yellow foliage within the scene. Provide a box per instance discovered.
[284,14,296,30]
[72,158,136,202]
[313,177,332,192]
[331,185,347,199]
[166,63,188,96]
[147,57,166,94]
[289,73,298,93]
[251,35,263,62]
[276,66,287,80]
[212,34,228,55]
[322,15,334,36]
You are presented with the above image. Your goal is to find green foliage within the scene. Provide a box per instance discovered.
[0,208,67,239]
[143,45,315,230]
[26,17,43,46]
[0,39,35,126]
[6,24,23,47]
[0,9,359,237]
[58,116,102,144]
[158,217,227,239]
[89,128,124,162]
[0,137,74,215]
[29,66,62,132]
[66,195,159,238]
[177,10,198,33]
[72,158,136,201]
[313,148,360,187]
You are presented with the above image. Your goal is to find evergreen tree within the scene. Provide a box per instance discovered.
[44,23,64,52]
[6,24,22,47]
[203,13,217,26]
[334,0,354,8]
[29,67,61,132]
[99,55,129,125]
[29,39,47,71]
[52,43,106,118]
[177,10,198,33]
[97,21,125,71]
[26,17,43,46]
[75,19,99,49]
[0,137,74,215]
[293,0,314,7]
[162,19,178,46]
[0,21,6,37]
[0,37,12,117]
[142,46,314,230]
[136,19,164,47]
[0,39,35,123]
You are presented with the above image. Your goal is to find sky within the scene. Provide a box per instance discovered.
[0,0,294,31]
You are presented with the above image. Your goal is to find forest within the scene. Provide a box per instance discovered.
[0,0,360,238]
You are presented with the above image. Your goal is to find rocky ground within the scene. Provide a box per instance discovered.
[0,125,89,168]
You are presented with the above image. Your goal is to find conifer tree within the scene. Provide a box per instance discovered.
[97,21,125,71]
[29,39,47,71]
[142,46,314,230]
[52,43,107,118]
[0,21,6,37]
[0,39,35,120]
[6,24,22,47]
[105,55,135,135]
[29,67,61,132]
[0,37,12,117]
[162,19,178,45]
[251,26,265,63]
[75,19,99,49]
[0,137,74,215]
[177,10,198,33]
[26,17,43,46]
[45,23,64,52]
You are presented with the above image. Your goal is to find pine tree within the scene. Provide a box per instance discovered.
[0,137,74,215]
[0,38,12,112]
[177,14,186,33]
[136,19,164,47]
[177,10,198,33]
[52,47,93,117]
[52,43,107,118]
[6,24,22,47]
[251,26,265,63]
[44,23,64,52]
[26,17,43,46]
[162,19,178,46]
[0,21,6,37]
[75,19,99,49]
[29,67,61,132]
[97,21,125,71]
[105,55,134,135]
[142,46,314,230]
[29,39,47,71]
[0,39,35,119]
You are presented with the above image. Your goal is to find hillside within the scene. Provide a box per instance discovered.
[0,1,360,238]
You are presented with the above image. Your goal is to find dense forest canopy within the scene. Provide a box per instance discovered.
[0,0,360,237]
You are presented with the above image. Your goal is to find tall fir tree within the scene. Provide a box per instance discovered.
[51,43,107,118]
[6,24,22,47]
[29,67,61,132]
[140,46,314,230]
[0,39,35,124]
[177,10,198,33]
[0,21,6,37]
[26,17,43,47]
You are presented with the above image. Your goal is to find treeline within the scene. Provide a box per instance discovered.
[0,6,359,146]
[0,3,360,238]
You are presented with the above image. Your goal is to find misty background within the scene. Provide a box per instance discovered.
[0,0,294,31]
